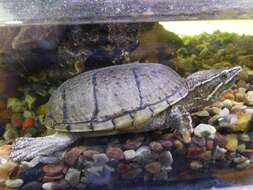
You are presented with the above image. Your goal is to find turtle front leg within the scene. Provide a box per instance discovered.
[167,105,193,143]
[10,132,79,162]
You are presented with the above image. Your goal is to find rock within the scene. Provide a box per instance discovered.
[42,180,69,190]
[0,162,17,179]
[233,156,247,164]
[194,124,216,139]
[82,150,99,158]
[123,137,144,150]
[187,146,206,157]
[63,146,87,166]
[161,133,175,141]
[208,115,220,125]
[225,134,238,151]
[222,91,235,100]
[64,168,81,186]
[234,112,251,132]
[76,183,87,190]
[246,91,253,105]
[200,151,212,160]
[123,150,136,160]
[160,140,173,150]
[86,166,112,185]
[190,160,203,170]
[206,139,214,150]
[117,163,130,173]
[192,110,210,117]
[222,99,233,110]
[209,107,222,115]
[144,162,161,174]
[135,146,152,161]
[219,108,230,118]
[0,145,11,158]
[149,141,163,153]
[236,159,250,169]
[214,133,227,147]
[43,163,65,177]
[192,136,206,147]
[93,153,109,165]
[20,181,42,190]
[235,88,247,102]
[106,147,124,160]
[5,179,23,188]
[237,144,246,152]
[43,174,64,182]
[174,140,184,152]
[87,166,103,176]
[213,146,227,160]
[159,151,173,166]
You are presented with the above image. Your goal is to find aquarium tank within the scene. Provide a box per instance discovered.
[1,0,253,190]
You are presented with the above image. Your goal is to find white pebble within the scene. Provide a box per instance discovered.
[5,179,24,188]
[194,124,216,139]
[124,150,136,160]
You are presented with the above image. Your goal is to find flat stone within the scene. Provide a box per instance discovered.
[87,166,103,176]
[5,179,23,188]
[124,150,136,160]
[64,168,81,186]
[192,110,210,117]
[160,140,173,149]
[123,137,143,150]
[43,174,65,182]
[20,181,42,190]
[144,162,161,174]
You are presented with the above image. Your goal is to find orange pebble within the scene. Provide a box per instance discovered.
[222,91,235,101]
[22,118,34,129]
[0,145,11,157]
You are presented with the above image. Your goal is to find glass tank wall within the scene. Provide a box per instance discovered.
[0,1,253,190]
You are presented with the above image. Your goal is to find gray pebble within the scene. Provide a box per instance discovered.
[65,168,81,186]
[159,151,173,166]
[135,146,152,161]
[5,179,24,188]
[93,153,109,165]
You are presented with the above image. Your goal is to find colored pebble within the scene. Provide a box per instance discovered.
[123,150,136,160]
[194,124,216,139]
[246,91,253,105]
[22,118,35,129]
[64,168,81,186]
[63,146,87,166]
[144,162,161,174]
[5,179,24,188]
[225,134,238,151]
[149,141,163,153]
[0,162,17,179]
[190,160,203,170]
[43,163,65,177]
[235,112,251,132]
[106,147,124,160]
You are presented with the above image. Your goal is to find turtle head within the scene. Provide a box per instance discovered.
[186,66,242,109]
